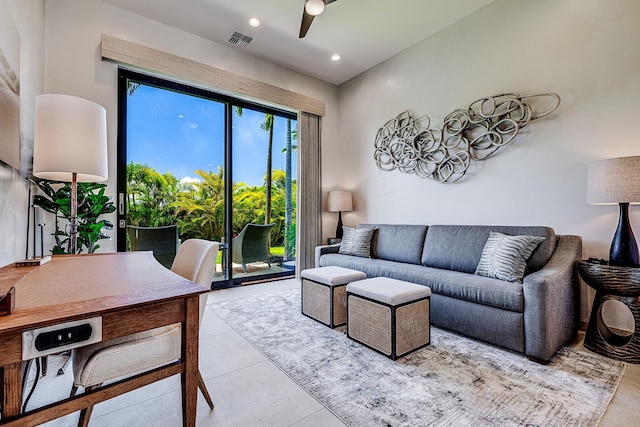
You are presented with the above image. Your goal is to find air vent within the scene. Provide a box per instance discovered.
[227,31,253,48]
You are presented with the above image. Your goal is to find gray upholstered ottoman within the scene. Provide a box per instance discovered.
[347,277,431,360]
[301,266,367,328]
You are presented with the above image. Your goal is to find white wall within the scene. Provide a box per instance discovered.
[43,0,339,253]
[336,0,640,322]
[0,0,45,267]
[35,0,640,324]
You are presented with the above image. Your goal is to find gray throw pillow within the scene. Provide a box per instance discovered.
[475,231,545,283]
[339,226,375,258]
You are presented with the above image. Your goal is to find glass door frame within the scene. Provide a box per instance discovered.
[116,68,297,288]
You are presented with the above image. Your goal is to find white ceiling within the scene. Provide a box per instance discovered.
[103,0,494,86]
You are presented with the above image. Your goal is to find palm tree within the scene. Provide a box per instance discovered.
[262,114,275,226]
[284,120,297,260]
[234,107,276,226]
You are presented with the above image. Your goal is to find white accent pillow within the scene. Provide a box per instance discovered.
[339,226,375,258]
[475,231,545,283]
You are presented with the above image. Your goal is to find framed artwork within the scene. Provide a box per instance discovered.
[0,3,20,171]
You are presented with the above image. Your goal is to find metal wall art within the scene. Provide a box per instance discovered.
[373,93,561,183]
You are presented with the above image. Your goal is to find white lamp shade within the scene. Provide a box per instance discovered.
[33,94,108,182]
[586,156,640,205]
[305,0,325,16]
[327,190,353,212]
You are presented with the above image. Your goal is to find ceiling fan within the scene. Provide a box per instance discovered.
[299,0,338,38]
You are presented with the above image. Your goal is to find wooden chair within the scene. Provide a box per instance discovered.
[232,223,275,272]
[70,239,218,427]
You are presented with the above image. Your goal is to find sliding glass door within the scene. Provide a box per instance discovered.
[117,69,297,287]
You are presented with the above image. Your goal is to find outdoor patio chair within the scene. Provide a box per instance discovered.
[127,225,179,269]
[232,223,275,273]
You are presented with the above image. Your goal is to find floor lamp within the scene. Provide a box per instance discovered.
[328,190,353,239]
[587,156,640,266]
[33,94,108,254]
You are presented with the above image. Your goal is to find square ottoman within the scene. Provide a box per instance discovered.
[301,266,367,328]
[347,277,431,360]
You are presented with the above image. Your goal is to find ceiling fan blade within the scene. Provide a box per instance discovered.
[299,9,315,38]
[298,0,338,38]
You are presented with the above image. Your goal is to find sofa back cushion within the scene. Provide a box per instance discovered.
[421,225,556,274]
[358,224,428,265]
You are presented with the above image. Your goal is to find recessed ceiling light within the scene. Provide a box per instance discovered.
[331,54,341,61]
[249,18,260,27]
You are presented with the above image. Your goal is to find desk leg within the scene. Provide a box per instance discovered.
[182,295,200,427]
[2,363,22,418]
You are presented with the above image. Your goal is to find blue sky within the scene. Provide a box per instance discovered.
[127,84,296,187]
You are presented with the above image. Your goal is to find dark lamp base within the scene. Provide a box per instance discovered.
[335,211,344,239]
[610,203,639,267]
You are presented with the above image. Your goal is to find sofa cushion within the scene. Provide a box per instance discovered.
[475,232,546,283]
[421,225,556,274]
[318,254,524,312]
[319,253,390,278]
[358,224,428,265]
[339,226,375,257]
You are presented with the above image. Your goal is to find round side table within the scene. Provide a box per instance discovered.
[577,260,640,363]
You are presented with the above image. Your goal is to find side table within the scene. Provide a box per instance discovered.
[577,260,640,363]
[328,238,342,245]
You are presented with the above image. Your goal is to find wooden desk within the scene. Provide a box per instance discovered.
[0,252,207,426]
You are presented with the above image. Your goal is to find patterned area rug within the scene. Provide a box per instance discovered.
[212,290,625,427]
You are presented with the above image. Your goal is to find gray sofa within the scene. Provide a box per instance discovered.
[315,224,582,362]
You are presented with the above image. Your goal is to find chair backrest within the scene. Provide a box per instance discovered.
[171,239,219,323]
[171,239,219,288]
[127,225,179,269]
[238,223,275,253]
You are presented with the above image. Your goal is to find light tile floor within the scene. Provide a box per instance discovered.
[25,278,639,426]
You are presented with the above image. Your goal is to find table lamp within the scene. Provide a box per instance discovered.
[327,190,352,239]
[586,156,640,266]
[33,94,108,254]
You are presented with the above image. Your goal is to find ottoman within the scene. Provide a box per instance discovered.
[347,277,431,360]
[301,266,367,328]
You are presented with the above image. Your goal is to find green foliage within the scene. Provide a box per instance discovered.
[32,178,116,254]
[233,184,266,233]
[172,167,226,241]
[125,162,296,248]
[285,222,296,257]
[126,162,178,227]
[230,169,297,246]
[127,107,297,250]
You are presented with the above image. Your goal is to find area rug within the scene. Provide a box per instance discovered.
[211,290,626,427]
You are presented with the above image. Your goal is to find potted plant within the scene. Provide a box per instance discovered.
[32,178,116,254]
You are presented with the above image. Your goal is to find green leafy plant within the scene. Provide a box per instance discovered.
[172,167,226,242]
[32,178,116,254]
[126,162,178,227]
[125,162,297,249]
[285,222,296,259]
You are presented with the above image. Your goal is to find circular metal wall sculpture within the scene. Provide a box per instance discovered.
[373,93,561,183]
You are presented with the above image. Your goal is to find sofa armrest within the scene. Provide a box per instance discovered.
[315,244,340,268]
[522,235,582,361]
